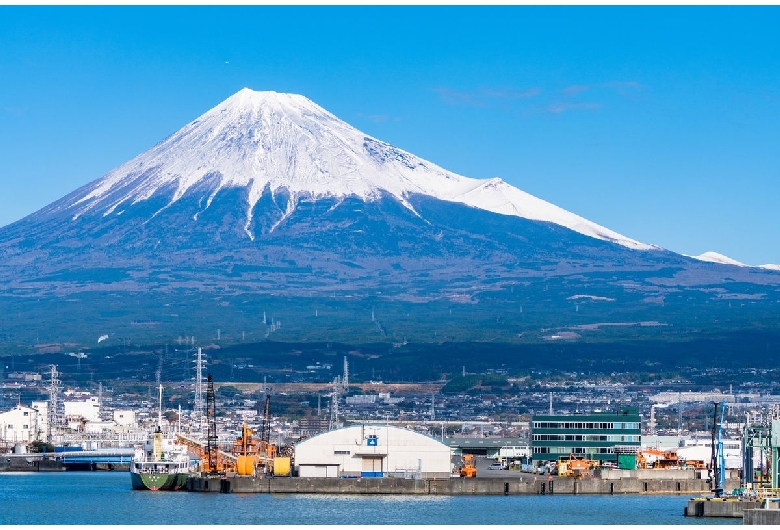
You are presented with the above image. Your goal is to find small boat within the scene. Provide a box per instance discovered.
[130,385,196,491]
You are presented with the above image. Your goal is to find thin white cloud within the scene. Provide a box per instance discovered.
[357,113,401,124]
[562,85,590,95]
[545,102,602,114]
[482,87,542,99]
[2,106,27,117]
[434,88,486,107]
[435,82,638,116]
[434,86,541,107]
[602,81,644,97]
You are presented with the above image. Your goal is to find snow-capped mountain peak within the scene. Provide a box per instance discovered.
[61,88,654,249]
[690,251,746,267]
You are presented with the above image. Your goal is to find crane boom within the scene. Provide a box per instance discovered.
[262,394,271,444]
[205,374,219,474]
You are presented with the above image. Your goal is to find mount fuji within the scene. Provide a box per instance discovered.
[36,88,651,249]
[0,88,778,347]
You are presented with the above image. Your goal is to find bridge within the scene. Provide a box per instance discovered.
[52,449,136,470]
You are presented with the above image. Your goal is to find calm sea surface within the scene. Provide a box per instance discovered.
[0,472,739,525]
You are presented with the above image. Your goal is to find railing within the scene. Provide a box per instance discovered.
[58,431,149,446]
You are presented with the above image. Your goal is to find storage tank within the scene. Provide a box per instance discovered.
[236,455,255,476]
[273,456,291,476]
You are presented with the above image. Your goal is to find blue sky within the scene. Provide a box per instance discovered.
[1,6,778,265]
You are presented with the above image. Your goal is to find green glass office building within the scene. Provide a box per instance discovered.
[531,407,642,463]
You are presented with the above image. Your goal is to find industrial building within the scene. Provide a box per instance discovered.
[294,424,452,479]
[443,437,531,461]
[0,405,43,446]
[531,407,642,463]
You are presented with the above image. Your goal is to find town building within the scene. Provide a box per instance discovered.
[64,395,101,423]
[113,410,137,427]
[0,405,43,445]
[531,407,642,463]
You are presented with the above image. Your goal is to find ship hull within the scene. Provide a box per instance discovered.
[130,471,189,491]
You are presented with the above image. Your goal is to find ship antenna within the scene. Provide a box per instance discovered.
[158,384,163,430]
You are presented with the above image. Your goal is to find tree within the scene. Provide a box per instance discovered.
[29,440,55,453]
[218,385,242,399]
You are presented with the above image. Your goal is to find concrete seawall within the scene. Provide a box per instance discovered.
[0,455,65,472]
[684,498,759,518]
[187,475,736,495]
[744,508,780,525]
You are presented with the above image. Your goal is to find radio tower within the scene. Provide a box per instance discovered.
[193,347,206,434]
[343,356,349,390]
[47,365,62,443]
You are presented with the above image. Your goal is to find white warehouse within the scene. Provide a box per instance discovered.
[0,405,43,445]
[294,425,452,479]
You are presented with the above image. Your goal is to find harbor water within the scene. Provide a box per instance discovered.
[0,472,739,525]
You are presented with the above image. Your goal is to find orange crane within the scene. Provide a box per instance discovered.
[229,394,281,476]
[232,422,259,476]
[175,380,286,477]
[175,374,237,475]
[637,448,681,469]
[175,432,236,473]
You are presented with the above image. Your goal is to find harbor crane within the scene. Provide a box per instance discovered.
[709,401,726,497]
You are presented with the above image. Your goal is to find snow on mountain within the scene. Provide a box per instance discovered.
[689,253,780,270]
[690,251,746,267]
[62,88,654,250]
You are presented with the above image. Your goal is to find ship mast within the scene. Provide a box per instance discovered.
[158,384,163,429]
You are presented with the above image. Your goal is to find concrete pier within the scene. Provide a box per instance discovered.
[744,508,780,525]
[684,498,759,518]
[0,455,65,472]
[187,474,734,495]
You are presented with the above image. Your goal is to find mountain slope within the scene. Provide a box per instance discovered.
[32,88,653,250]
[691,251,746,267]
[1,88,779,350]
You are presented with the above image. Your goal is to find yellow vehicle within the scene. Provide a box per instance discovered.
[557,454,598,478]
[457,454,477,478]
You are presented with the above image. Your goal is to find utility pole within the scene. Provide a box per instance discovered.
[329,376,341,431]
[47,365,62,444]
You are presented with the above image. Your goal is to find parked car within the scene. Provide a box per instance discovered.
[488,462,504,470]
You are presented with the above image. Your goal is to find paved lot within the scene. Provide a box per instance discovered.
[463,455,544,479]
